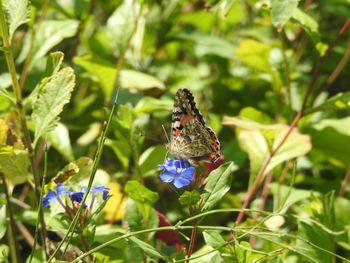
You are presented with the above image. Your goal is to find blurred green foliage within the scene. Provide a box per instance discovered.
[0,0,350,262]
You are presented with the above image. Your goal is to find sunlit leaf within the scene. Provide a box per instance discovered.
[271,0,299,30]
[120,70,165,91]
[305,92,350,114]
[5,0,30,41]
[0,205,6,240]
[292,8,320,44]
[201,162,237,212]
[47,123,74,161]
[30,20,79,67]
[235,241,252,263]
[32,67,75,145]
[73,54,116,98]
[223,116,312,183]
[106,0,140,56]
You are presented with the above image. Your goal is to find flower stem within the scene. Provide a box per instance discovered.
[0,0,48,256]
[0,173,21,263]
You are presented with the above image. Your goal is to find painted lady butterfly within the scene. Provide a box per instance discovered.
[166,89,221,166]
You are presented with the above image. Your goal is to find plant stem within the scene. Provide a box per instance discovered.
[186,206,198,263]
[235,18,350,226]
[19,0,51,89]
[47,92,120,262]
[1,173,20,263]
[0,0,48,256]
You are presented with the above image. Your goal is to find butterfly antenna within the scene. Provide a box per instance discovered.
[162,124,170,143]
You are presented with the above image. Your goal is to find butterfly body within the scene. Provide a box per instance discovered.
[166,89,221,166]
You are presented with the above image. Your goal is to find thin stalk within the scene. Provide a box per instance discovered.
[235,18,350,225]
[69,224,350,263]
[186,206,198,263]
[47,91,120,262]
[19,0,51,89]
[1,173,20,263]
[0,0,48,256]
[29,142,48,263]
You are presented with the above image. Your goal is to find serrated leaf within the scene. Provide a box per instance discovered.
[201,162,237,212]
[32,67,75,145]
[179,190,201,206]
[128,236,170,261]
[30,20,79,68]
[5,0,30,41]
[271,0,299,30]
[305,92,350,114]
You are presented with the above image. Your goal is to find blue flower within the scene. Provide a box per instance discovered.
[81,184,110,200]
[42,183,69,208]
[65,191,85,203]
[157,158,195,188]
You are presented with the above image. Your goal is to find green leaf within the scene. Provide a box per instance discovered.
[305,92,350,114]
[32,67,75,145]
[179,32,236,59]
[139,145,167,177]
[47,123,74,161]
[235,39,272,72]
[201,162,237,212]
[30,20,79,67]
[119,70,165,91]
[128,236,170,261]
[0,147,29,193]
[223,116,312,183]
[45,51,64,77]
[296,221,332,263]
[0,244,9,262]
[179,190,201,206]
[311,127,350,165]
[292,8,320,43]
[134,97,173,115]
[235,241,252,263]
[73,54,116,98]
[125,181,159,220]
[203,230,225,250]
[106,0,140,55]
[0,205,6,240]
[271,0,300,30]
[124,199,145,232]
[5,0,30,41]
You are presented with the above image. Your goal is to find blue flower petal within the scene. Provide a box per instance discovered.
[68,191,84,203]
[42,190,58,208]
[56,183,70,194]
[160,173,175,183]
[102,191,109,200]
[181,167,195,180]
[173,177,191,188]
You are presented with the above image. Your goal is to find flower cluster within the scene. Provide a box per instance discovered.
[42,183,110,209]
[157,158,195,188]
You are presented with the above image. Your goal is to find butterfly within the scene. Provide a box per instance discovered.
[166,89,221,166]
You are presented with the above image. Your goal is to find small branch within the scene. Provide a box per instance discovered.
[186,206,198,263]
[235,18,350,225]
[1,173,21,263]
[339,167,350,197]
[0,0,48,256]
